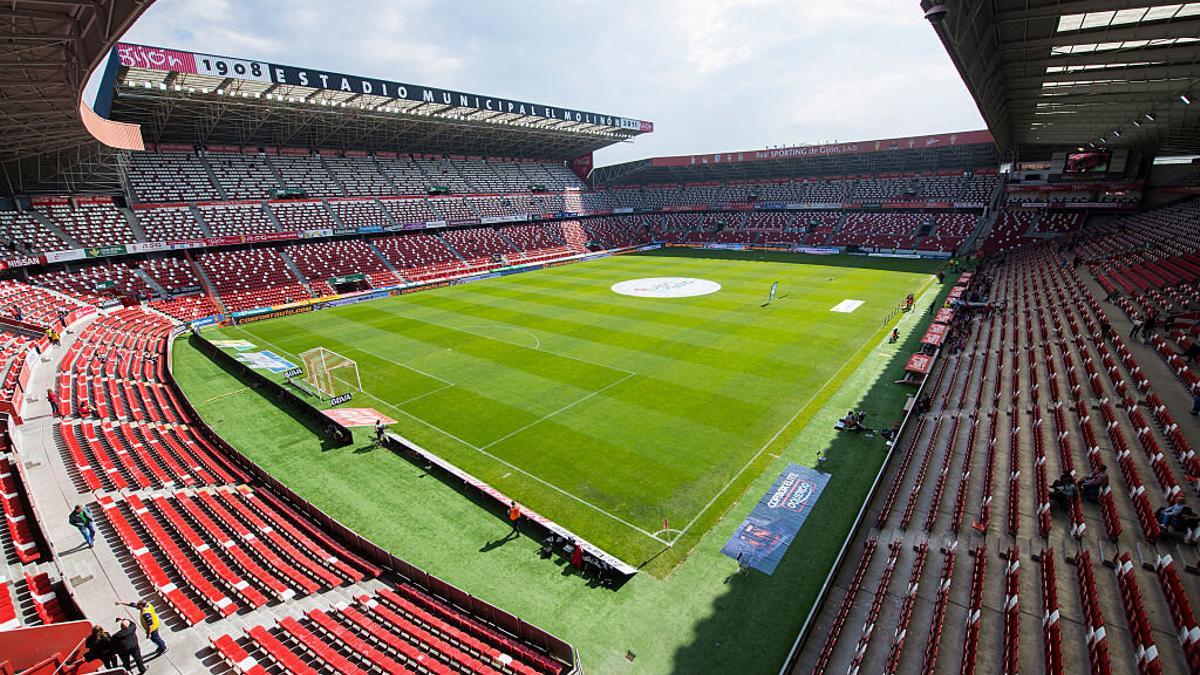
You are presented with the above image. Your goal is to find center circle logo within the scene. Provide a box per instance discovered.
[610,277,722,298]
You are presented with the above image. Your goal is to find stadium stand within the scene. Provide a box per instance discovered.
[30,262,151,303]
[268,200,337,231]
[582,216,649,249]
[328,198,392,229]
[381,196,439,225]
[196,248,308,312]
[135,205,206,242]
[788,238,1200,673]
[205,150,280,200]
[269,153,345,197]
[981,210,1084,254]
[372,232,469,282]
[0,299,578,672]
[284,240,397,292]
[377,155,437,194]
[199,202,279,237]
[43,202,134,249]
[323,155,397,196]
[0,279,88,326]
[126,151,222,203]
[441,226,516,262]
[0,209,70,253]
[830,212,924,250]
[922,213,978,252]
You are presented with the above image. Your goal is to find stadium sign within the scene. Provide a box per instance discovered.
[650,130,994,167]
[85,245,127,258]
[115,43,653,132]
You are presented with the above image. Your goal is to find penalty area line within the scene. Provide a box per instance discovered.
[480,372,635,450]
[232,327,665,545]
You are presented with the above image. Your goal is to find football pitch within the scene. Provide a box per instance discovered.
[192,248,938,570]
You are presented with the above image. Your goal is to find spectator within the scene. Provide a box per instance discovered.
[570,540,584,570]
[1079,465,1109,502]
[1050,472,1076,504]
[1142,313,1157,344]
[1191,385,1200,417]
[69,504,95,548]
[111,618,146,674]
[1130,315,1144,339]
[45,389,59,416]
[84,625,118,670]
[115,599,166,657]
[1184,341,1200,364]
[507,501,521,535]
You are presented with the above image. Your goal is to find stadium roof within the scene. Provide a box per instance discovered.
[0,0,150,194]
[107,43,652,161]
[591,130,999,185]
[924,0,1200,157]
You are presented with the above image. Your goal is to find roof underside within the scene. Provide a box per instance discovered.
[110,67,639,160]
[592,142,999,186]
[925,0,1200,157]
[0,0,150,194]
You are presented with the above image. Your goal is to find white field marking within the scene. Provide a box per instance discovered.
[670,276,939,543]
[831,299,865,313]
[350,346,455,386]
[379,308,636,376]
[234,327,454,387]
[460,324,541,350]
[611,277,721,298]
[233,328,665,544]
[198,387,250,405]
[481,372,635,450]
[394,383,454,407]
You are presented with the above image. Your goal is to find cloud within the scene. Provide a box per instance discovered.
[117,0,985,166]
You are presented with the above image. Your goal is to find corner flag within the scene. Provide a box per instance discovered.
[769,281,779,302]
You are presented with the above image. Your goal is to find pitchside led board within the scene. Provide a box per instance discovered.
[114,43,653,133]
[721,463,829,575]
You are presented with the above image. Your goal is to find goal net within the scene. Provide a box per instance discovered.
[300,347,362,399]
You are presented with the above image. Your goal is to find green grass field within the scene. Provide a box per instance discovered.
[199,249,935,572]
[174,248,952,673]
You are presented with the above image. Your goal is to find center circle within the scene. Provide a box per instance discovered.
[610,277,722,298]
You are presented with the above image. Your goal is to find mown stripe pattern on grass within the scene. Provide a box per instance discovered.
[206,250,937,563]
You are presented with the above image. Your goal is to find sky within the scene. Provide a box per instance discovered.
[116,0,987,167]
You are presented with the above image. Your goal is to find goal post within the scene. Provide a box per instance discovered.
[300,347,362,400]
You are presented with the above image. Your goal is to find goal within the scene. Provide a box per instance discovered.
[299,347,362,399]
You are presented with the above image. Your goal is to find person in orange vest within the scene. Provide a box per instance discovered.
[507,501,521,536]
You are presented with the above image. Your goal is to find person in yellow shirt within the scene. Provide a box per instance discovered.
[116,599,166,657]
